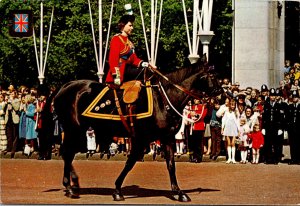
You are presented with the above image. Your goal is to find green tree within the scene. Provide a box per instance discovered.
[0,0,232,88]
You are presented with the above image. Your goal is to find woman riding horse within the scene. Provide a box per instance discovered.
[41,59,221,202]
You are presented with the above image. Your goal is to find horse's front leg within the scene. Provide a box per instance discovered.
[62,144,80,198]
[113,143,144,201]
[164,143,191,202]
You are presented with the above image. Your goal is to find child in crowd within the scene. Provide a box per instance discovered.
[175,104,190,156]
[86,127,96,157]
[109,137,119,156]
[25,96,38,155]
[222,99,239,164]
[248,124,264,164]
[238,117,250,164]
[0,93,7,152]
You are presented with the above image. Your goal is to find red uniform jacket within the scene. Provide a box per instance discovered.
[36,100,46,129]
[188,104,207,131]
[105,34,142,84]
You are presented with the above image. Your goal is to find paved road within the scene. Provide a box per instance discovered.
[1,159,300,205]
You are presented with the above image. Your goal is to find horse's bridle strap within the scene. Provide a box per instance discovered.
[148,66,202,100]
[113,89,132,134]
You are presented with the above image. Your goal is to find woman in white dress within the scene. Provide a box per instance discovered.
[221,99,240,163]
[174,103,190,156]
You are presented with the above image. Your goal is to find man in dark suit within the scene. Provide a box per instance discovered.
[286,90,300,165]
[261,88,284,164]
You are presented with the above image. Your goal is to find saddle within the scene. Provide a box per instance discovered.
[120,80,142,103]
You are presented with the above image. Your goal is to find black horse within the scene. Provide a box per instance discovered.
[41,60,221,202]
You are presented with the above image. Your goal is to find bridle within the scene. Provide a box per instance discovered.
[146,66,206,123]
[147,65,204,100]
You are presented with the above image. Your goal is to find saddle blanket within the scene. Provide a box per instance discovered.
[81,81,153,120]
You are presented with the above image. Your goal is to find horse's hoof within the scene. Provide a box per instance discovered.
[179,193,191,202]
[112,192,125,201]
[65,186,80,199]
[65,190,80,199]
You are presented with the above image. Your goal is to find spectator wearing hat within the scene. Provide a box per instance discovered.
[275,88,288,162]
[236,92,247,119]
[261,88,285,164]
[286,90,300,165]
[260,84,269,102]
[105,14,151,87]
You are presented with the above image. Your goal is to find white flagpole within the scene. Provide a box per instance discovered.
[33,29,40,73]
[181,0,192,54]
[42,7,54,78]
[98,0,104,83]
[102,0,114,69]
[88,0,100,75]
[154,0,163,65]
[38,1,44,84]
[138,0,150,61]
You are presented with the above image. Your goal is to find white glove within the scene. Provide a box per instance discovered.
[278,129,283,136]
[114,76,121,85]
[284,131,288,140]
[141,62,149,68]
[261,129,265,135]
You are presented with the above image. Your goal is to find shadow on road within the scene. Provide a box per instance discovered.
[43,185,220,201]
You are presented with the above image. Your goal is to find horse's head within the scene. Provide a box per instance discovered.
[177,61,223,101]
[158,58,223,108]
[191,69,223,98]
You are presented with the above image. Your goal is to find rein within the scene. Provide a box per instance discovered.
[158,82,206,124]
[148,66,203,100]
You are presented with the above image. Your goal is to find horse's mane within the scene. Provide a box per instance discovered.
[164,61,206,84]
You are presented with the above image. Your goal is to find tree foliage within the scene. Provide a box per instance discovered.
[0,0,232,88]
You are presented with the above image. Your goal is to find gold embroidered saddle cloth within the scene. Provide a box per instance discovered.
[82,81,153,120]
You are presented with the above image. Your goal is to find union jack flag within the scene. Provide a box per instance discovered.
[14,14,29,33]
[9,10,32,37]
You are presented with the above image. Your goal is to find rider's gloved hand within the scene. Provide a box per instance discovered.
[113,75,121,86]
[140,61,149,69]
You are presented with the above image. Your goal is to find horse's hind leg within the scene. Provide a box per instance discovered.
[62,142,80,198]
[113,144,144,201]
[164,143,191,202]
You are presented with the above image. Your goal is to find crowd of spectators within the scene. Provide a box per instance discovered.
[173,60,300,164]
[0,60,299,164]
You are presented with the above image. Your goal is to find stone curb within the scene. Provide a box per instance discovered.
[0,151,227,162]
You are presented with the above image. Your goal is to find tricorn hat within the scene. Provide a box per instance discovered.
[118,14,135,25]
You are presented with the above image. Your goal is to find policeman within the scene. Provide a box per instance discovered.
[261,88,284,164]
[275,88,288,162]
[260,84,269,102]
[286,90,300,165]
